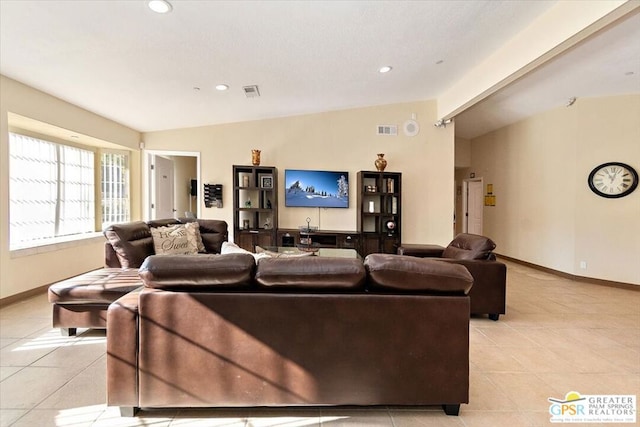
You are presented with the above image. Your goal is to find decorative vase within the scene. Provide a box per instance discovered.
[251,149,261,166]
[374,153,387,172]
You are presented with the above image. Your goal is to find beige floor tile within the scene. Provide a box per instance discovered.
[593,328,640,349]
[0,316,50,340]
[0,336,58,367]
[389,410,464,426]
[507,346,577,373]
[31,331,106,371]
[545,346,628,374]
[36,363,107,409]
[484,373,557,411]
[0,409,28,427]
[454,410,535,427]
[469,344,527,373]
[467,372,517,410]
[552,328,630,349]
[0,338,18,350]
[9,407,101,427]
[171,409,248,426]
[474,326,538,348]
[0,366,78,409]
[93,406,175,426]
[590,346,640,373]
[246,412,321,427]
[319,409,393,426]
[0,366,21,382]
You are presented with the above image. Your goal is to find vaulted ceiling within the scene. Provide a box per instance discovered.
[1,1,638,139]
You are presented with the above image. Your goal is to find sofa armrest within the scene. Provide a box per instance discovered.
[107,289,141,408]
[439,259,506,316]
[397,244,445,257]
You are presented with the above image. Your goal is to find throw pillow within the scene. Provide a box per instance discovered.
[221,241,270,261]
[255,246,314,258]
[151,224,199,255]
[184,221,205,252]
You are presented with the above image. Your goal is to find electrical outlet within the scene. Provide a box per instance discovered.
[580,261,587,269]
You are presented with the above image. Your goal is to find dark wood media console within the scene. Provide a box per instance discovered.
[276,229,360,250]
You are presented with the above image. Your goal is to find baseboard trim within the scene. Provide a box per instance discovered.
[496,254,639,291]
[0,284,49,308]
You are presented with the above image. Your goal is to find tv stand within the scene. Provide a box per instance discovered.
[276,229,359,250]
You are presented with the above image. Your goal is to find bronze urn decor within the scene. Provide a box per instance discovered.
[375,153,387,172]
[251,149,261,166]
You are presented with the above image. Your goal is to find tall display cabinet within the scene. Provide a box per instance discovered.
[233,165,278,251]
[357,171,402,256]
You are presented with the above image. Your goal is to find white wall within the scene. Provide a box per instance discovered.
[470,95,640,285]
[142,100,456,246]
[0,76,141,299]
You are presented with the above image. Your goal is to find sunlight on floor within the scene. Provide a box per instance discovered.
[54,404,105,425]
[246,416,346,427]
[52,404,348,426]
[12,329,106,351]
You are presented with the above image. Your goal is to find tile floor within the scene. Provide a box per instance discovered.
[0,259,638,426]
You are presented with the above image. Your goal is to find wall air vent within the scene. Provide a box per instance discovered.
[243,85,260,98]
[376,125,397,136]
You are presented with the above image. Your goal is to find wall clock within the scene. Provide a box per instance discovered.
[588,162,638,198]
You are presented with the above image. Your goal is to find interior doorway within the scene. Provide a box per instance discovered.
[462,178,483,235]
[143,150,201,220]
[150,155,175,219]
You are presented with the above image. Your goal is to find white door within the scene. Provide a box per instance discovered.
[151,155,175,219]
[465,180,483,235]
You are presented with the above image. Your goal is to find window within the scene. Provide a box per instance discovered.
[9,132,130,249]
[101,151,130,229]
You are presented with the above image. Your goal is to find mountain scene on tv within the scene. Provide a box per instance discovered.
[285,170,349,208]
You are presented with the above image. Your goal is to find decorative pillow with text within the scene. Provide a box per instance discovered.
[151,224,199,255]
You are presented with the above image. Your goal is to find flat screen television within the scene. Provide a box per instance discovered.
[284,169,349,208]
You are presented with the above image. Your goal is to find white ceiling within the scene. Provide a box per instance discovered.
[1,1,638,138]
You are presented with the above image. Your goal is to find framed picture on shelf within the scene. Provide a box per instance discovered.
[259,174,273,189]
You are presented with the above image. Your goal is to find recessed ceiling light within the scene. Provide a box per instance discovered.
[148,0,172,14]
[215,84,229,91]
[436,60,444,65]
[625,71,635,76]
[379,66,392,73]
[193,87,200,91]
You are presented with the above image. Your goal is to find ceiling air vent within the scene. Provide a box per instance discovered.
[243,85,260,98]
[376,125,397,136]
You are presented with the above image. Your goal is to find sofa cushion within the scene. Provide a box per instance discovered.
[103,221,154,268]
[442,233,496,260]
[255,257,366,291]
[48,268,142,304]
[150,224,200,255]
[364,254,473,294]
[138,253,255,290]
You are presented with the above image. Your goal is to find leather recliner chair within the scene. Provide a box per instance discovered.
[398,233,506,320]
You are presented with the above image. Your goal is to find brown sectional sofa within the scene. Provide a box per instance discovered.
[107,253,474,417]
[47,218,228,336]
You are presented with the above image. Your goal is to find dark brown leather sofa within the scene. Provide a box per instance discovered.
[107,253,474,417]
[47,218,228,336]
[398,233,507,320]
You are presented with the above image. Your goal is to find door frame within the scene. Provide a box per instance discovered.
[462,177,483,234]
[143,150,201,221]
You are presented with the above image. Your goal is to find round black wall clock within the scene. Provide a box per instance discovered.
[588,162,638,198]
